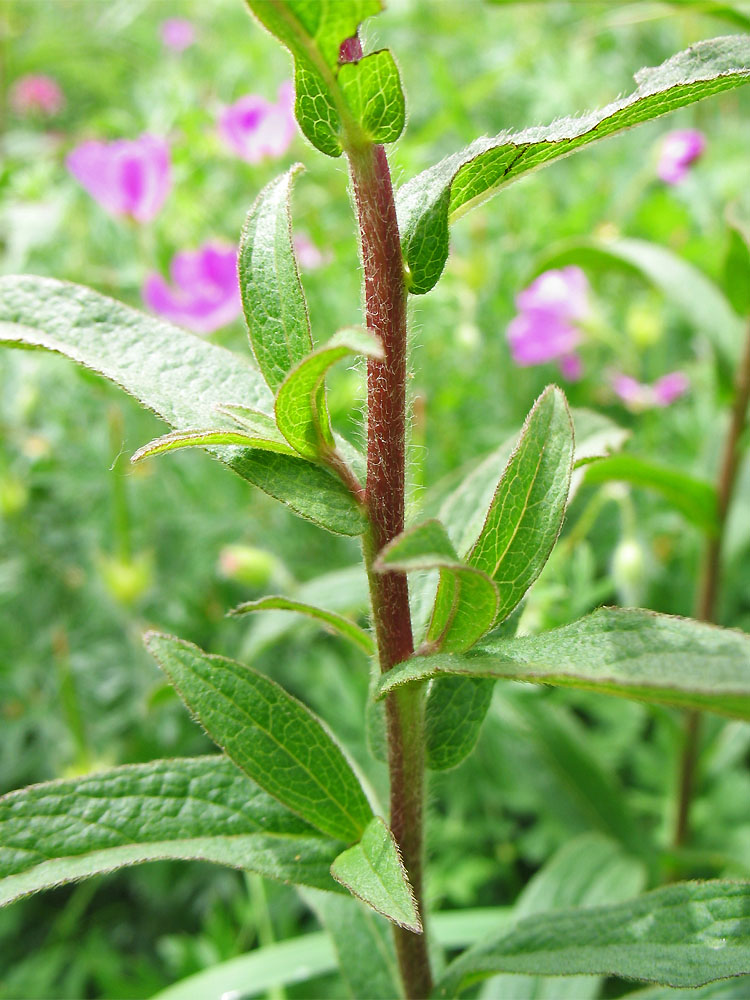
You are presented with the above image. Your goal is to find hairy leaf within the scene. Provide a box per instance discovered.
[397,36,750,294]
[583,454,718,536]
[239,166,312,392]
[466,386,574,625]
[246,1,404,155]
[539,237,744,361]
[437,407,624,556]
[330,816,421,932]
[229,595,375,655]
[275,326,382,459]
[145,632,373,843]
[376,519,499,653]
[425,677,495,771]
[0,276,366,535]
[434,880,750,996]
[131,427,298,464]
[0,757,342,908]
[338,50,406,143]
[378,608,750,721]
[481,832,646,1000]
[301,889,404,999]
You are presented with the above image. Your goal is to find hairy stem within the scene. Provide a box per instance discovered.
[674,319,750,848]
[343,35,432,1000]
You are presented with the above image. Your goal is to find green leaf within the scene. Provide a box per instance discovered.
[0,756,343,908]
[301,889,403,999]
[275,326,382,460]
[246,1,404,156]
[229,595,375,655]
[465,386,574,626]
[338,50,406,144]
[629,977,750,1000]
[539,237,744,361]
[153,904,517,1000]
[436,407,624,557]
[375,519,499,653]
[145,632,373,843]
[0,275,366,535]
[239,165,313,393]
[217,402,288,437]
[377,607,750,721]
[425,677,495,771]
[583,454,718,536]
[396,36,750,294]
[433,880,750,996]
[482,832,646,1000]
[131,427,299,464]
[330,816,421,932]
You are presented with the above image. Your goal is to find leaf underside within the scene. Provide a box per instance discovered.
[378,607,750,721]
[397,36,750,294]
[434,880,750,996]
[0,757,342,908]
[330,816,421,932]
[0,276,366,535]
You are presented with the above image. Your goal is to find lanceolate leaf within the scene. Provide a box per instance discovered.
[145,632,373,843]
[375,519,499,653]
[0,276,366,535]
[239,166,313,393]
[275,327,382,460]
[483,832,646,1000]
[583,454,718,536]
[378,608,750,721]
[0,757,342,908]
[433,880,750,996]
[229,595,375,655]
[436,407,624,556]
[330,817,421,932]
[539,237,744,361]
[466,386,574,626]
[246,1,404,155]
[396,36,750,294]
[131,428,299,464]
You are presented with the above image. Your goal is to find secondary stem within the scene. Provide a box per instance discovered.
[674,319,750,848]
[343,35,432,1000]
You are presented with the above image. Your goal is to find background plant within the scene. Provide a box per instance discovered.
[1,1,750,1000]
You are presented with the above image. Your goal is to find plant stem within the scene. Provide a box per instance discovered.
[674,319,750,848]
[343,36,432,1000]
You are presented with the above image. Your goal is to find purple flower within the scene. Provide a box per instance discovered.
[507,267,589,379]
[218,82,296,164]
[657,129,705,185]
[612,371,689,410]
[142,242,241,334]
[10,74,64,116]
[67,134,171,223]
[161,18,196,51]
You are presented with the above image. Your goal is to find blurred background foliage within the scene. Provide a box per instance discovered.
[2,1,750,997]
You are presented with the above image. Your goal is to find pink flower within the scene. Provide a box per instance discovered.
[653,371,690,406]
[161,19,195,52]
[218,82,296,164]
[142,242,241,334]
[10,74,64,116]
[612,371,689,410]
[67,134,171,223]
[293,234,326,270]
[657,129,706,185]
[507,267,589,380]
